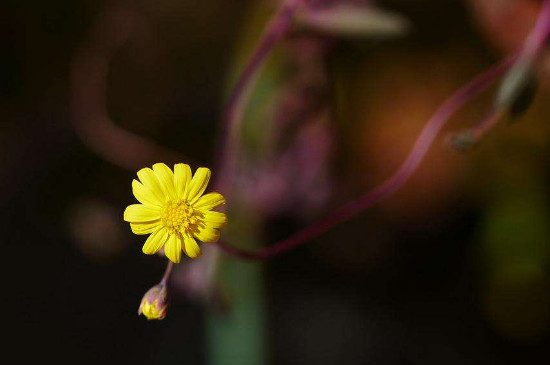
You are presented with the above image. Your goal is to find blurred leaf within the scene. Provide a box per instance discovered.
[294,5,410,39]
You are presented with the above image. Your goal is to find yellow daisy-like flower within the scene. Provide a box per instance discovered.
[123,163,227,263]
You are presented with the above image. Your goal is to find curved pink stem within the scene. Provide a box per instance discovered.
[215,0,550,261]
[159,261,174,286]
[71,6,192,171]
[216,0,303,192]
[216,54,515,260]
[457,107,506,147]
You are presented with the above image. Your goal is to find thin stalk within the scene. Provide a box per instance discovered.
[215,0,550,261]
[216,54,515,260]
[467,108,506,142]
[71,6,192,171]
[216,0,303,194]
[160,261,174,286]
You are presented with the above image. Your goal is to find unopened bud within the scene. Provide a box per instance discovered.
[138,284,168,320]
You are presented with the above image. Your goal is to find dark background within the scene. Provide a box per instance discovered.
[3,0,550,364]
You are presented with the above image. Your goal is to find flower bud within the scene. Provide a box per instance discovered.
[138,284,168,320]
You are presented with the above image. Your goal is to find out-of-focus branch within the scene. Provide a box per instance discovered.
[215,0,303,193]
[70,6,191,171]
[216,54,515,260]
[216,0,550,260]
[175,0,304,308]
[450,108,506,151]
[453,0,550,149]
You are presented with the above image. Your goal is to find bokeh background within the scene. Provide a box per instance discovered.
[3,0,550,364]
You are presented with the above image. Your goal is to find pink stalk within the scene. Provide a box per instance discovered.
[71,6,191,171]
[215,0,550,261]
[216,55,514,260]
[215,0,303,193]
[454,0,550,147]
[457,108,505,146]
[523,0,550,58]
[159,261,174,286]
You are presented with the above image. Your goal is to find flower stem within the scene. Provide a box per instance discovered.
[160,261,174,286]
[466,108,506,142]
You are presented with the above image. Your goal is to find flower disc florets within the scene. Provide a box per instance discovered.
[161,199,199,234]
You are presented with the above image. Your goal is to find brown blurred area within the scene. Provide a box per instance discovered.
[2,0,550,364]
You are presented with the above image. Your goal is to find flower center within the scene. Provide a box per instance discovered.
[161,199,198,235]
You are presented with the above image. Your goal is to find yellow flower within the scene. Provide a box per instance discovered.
[124,163,227,263]
[138,284,168,320]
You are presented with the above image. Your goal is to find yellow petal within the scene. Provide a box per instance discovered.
[152,163,176,199]
[183,235,202,258]
[203,211,227,229]
[132,180,162,207]
[187,167,211,204]
[137,167,166,203]
[124,204,161,222]
[194,226,220,243]
[174,163,192,199]
[131,221,160,235]
[194,192,226,210]
[164,234,182,263]
[142,228,169,254]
